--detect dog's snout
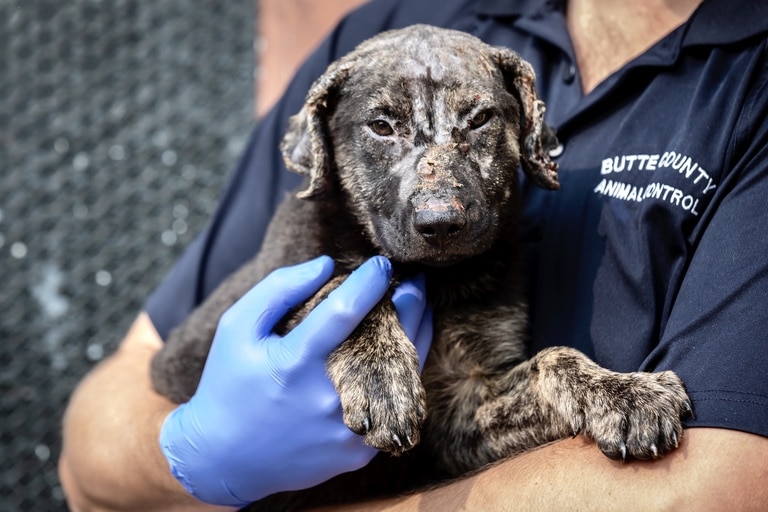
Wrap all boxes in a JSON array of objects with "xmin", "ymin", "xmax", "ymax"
[{"xmin": 414, "ymin": 207, "xmax": 467, "ymax": 241}]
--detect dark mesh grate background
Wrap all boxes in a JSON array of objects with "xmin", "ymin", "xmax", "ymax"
[{"xmin": 0, "ymin": 2, "xmax": 256, "ymax": 509}]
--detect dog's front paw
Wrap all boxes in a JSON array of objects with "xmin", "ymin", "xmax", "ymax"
[
  {"xmin": 534, "ymin": 347, "xmax": 693, "ymax": 461},
  {"xmin": 326, "ymin": 308, "xmax": 427, "ymax": 455},
  {"xmin": 573, "ymin": 370, "xmax": 693, "ymax": 460},
  {"xmin": 338, "ymin": 359, "xmax": 427, "ymax": 454}
]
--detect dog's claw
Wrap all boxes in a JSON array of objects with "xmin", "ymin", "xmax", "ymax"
[
  {"xmin": 620, "ymin": 442, "xmax": 627, "ymax": 461},
  {"xmin": 672, "ymin": 431, "xmax": 679, "ymax": 448},
  {"xmin": 392, "ymin": 434, "xmax": 402, "ymax": 448},
  {"xmin": 363, "ymin": 417, "xmax": 371, "ymax": 433},
  {"xmin": 650, "ymin": 443, "xmax": 658, "ymax": 458},
  {"xmin": 570, "ymin": 413, "xmax": 584, "ymax": 437}
]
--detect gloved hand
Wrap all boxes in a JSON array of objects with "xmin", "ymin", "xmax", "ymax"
[
  {"xmin": 159, "ymin": 255, "xmax": 432, "ymax": 507},
  {"xmin": 391, "ymin": 272, "xmax": 432, "ymax": 371}
]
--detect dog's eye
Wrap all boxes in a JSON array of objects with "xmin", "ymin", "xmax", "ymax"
[
  {"xmin": 368, "ymin": 120, "xmax": 395, "ymax": 136},
  {"xmin": 468, "ymin": 110, "xmax": 492, "ymax": 130}
]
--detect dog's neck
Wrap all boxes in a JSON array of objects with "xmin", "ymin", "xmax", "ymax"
[{"xmin": 413, "ymin": 238, "xmax": 524, "ymax": 309}]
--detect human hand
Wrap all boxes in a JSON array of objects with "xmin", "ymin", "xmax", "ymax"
[{"xmin": 159, "ymin": 255, "xmax": 431, "ymax": 507}]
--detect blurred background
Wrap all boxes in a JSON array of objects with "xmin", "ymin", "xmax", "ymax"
[
  {"xmin": 0, "ymin": 0, "xmax": 364, "ymax": 509},
  {"xmin": 1, "ymin": 1, "xmax": 255, "ymax": 509}
]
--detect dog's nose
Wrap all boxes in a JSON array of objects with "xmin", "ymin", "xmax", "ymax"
[{"xmin": 413, "ymin": 208, "xmax": 467, "ymax": 241}]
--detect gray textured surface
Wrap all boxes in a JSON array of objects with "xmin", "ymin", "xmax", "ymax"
[{"xmin": 0, "ymin": 1, "xmax": 256, "ymax": 509}]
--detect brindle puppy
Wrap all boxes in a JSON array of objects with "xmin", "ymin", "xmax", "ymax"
[{"xmin": 152, "ymin": 25, "xmax": 692, "ymax": 510}]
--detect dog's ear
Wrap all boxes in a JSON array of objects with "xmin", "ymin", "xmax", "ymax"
[
  {"xmin": 280, "ymin": 60, "xmax": 354, "ymax": 199},
  {"xmin": 493, "ymin": 49, "xmax": 560, "ymax": 190}
]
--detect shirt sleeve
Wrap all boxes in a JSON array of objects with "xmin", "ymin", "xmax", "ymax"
[{"xmin": 643, "ymin": 73, "xmax": 768, "ymax": 437}]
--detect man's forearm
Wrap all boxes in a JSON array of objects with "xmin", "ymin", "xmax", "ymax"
[
  {"xmin": 61, "ymin": 315, "xmax": 768, "ymax": 511},
  {"xmin": 327, "ymin": 428, "xmax": 768, "ymax": 512},
  {"xmin": 59, "ymin": 313, "xmax": 234, "ymax": 512}
]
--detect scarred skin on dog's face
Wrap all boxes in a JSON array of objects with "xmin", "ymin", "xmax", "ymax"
[{"xmin": 328, "ymin": 30, "xmax": 526, "ymax": 266}]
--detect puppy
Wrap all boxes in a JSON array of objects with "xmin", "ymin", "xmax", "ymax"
[{"xmin": 152, "ymin": 25, "xmax": 691, "ymax": 510}]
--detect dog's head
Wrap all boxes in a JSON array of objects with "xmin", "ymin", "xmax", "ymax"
[{"xmin": 281, "ymin": 25, "xmax": 559, "ymax": 266}]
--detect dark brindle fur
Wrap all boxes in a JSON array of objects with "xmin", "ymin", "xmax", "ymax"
[{"xmin": 151, "ymin": 25, "xmax": 692, "ymax": 510}]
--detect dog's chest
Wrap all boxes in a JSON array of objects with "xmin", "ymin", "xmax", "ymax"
[{"xmin": 421, "ymin": 299, "xmax": 529, "ymax": 421}]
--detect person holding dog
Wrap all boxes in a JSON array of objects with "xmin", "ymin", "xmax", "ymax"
[{"xmin": 59, "ymin": 0, "xmax": 768, "ymax": 511}]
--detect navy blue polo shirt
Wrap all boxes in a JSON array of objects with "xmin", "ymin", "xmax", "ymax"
[{"xmin": 147, "ymin": 0, "xmax": 768, "ymax": 439}]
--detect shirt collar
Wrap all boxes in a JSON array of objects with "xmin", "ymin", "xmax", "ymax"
[
  {"xmin": 682, "ymin": 0, "xmax": 768, "ymax": 47},
  {"xmin": 473, "ymin": 0, "xmax": 559, "ymax": 18},
  {"xmin": 472, "ymin": 0, "xmax": 768, "ymax": 47}
]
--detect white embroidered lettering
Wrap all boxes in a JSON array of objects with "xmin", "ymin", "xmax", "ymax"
[
  {"xmin": 646, "ymin": 154, "xmax": 659, "ymax": 171},
  {"xmin": 595, "ymin": 150, "xmax": 717, "ymax": 216},
  {"xmin": 594, "ymin": 178, "xmax": 607, "ymax": 193}
]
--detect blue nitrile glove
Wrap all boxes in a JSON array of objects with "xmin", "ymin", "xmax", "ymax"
[
  {"xmin": 159, "ymin": 255, "xmax": 432, "ymax": 507},
  {"xmin": 391, "ymin": 272, "xmax": 432, "ymax": 371}
]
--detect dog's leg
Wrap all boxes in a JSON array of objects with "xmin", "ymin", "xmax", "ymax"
[
  {"xmin": 326, "ymin": 298, "xmax": 428, "ymax": 454},
  {"xmin": 476, "ymin": 346, "xmax": 692, "ymax": 463},
  {"xmin": 280, "ymin": 275, "xmax": 427, "ymax": 455}
]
